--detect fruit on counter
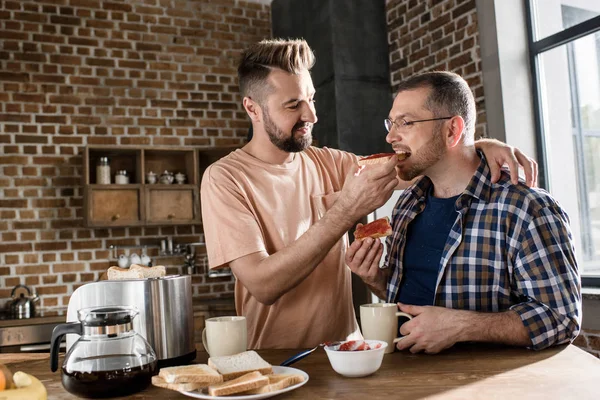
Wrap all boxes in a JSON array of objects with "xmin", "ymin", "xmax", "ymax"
[
  {"xmin": 0, "ymin": 363, "xmax": 15, "ymax": 390},
  {"xmin": 13, "ymin": 371, "xmax": 32, "ymax": 388},
  {"xmin": 0, "ymin": 373, "xmax": 46, "ymax": 400}
]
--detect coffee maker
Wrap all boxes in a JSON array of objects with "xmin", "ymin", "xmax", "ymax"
[{"xmin": 66, "ymin": 275, "xmax": 196, "ymax": 367}]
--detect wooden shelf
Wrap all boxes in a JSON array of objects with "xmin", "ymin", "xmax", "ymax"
[{"xmin": 83, "ymin": 145, "xmax": 235, "ymax": 228}]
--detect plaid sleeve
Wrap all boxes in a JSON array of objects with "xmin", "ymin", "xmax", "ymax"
[{"xmin": 510, "ymin": 201, "xmax": 582, "ymax": 350}]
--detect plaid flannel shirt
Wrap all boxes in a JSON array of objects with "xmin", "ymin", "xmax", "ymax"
[{"xmin": 385, "ymin": 152, "xmax": 582, "ymax": 350}]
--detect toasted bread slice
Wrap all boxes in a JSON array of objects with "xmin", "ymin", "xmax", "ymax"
[
  {"xmin": 107, "ymin": 266, "xmax": 144, "ymax": 280},
  {"xmin": 107, "ymin": 264, "xmax": 166, "ymax": 280},
  {"xmin": 357, "ymin": 152, "xmax": 409, "ymax": 166},
  {"xmin": 152, "ymin": 375, "xmax": 208, "ymax": 392},
  {"xmin": 131, "ymin": 264, "xmax": 166, "ymax": 278},
  {"xmin": 207, "ymin": 371, "xmax": 268, "ymax": 397},
  {"xmin": 242, "ymin": 373, "xmax": 305, "ymax": 394},
  {"xmin": 354, "ymin": 217, "xmax": 393, "ymax": 241},
  {"xmin": 158, "ymin": 364, "xmax": 222, "ymax": 384},
  {"xmin": 208, "ymin": 350, "xmax": 272, "ymax": 381}
]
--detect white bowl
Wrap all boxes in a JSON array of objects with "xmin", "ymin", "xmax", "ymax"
[{"xmin": 324, "ymin": 340, "xmax": 387, "ymax": 378}]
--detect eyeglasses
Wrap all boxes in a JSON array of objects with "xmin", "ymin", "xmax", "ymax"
[{"xmin": 384, "ymin": 116, "xmax": 453, "ymax": 133}]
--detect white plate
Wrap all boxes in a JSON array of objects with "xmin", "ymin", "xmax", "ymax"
[{"xmin": 180, "ymin": 366, "xmax": 309, "ymax": 400}]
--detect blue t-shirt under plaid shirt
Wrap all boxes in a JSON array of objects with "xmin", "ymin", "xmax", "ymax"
[
  {"xmin": 384, "ymin": 152, "xmax": 581, "ymax": 350},
  {"xmin": 397, "ymin": 188, "xmax": 459, "ymax": 306}
]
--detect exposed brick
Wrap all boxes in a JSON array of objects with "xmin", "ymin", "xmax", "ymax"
[
  {"xmin": 50, "ymin": 15, "xmax": 81, "ymax": 25},
  {"xmin": 34, "ymin": 241, "xmax": 68, "ymax": 251},
  {"xmin": 0, "ymin": 72, "xmax": 30, "ymax": 82},
  {"xmin": 36, "ymin": 285, "xmax": 67, "ymax": 295},
  {"xmin": 0, "ymin": 0, "xmax": 261, "ymax": 308},
  {"xmin": 16, "ymin": 265, "xmax": 50, "ymax": 275},
  {"xmin": 0, "ymin": 199, "xmax": 29, "ymax": 208},
  {"xmin": 0, "ymin": 242, "xmax": 33, "ymax": 253},
  {"xmin": 86, "ymin": 57, "xmax": 115, "ymax": 67},
  {"xmin": 69, "ymin": 37, "xmax": 98, "ymax": 46},
  {"xmin": 15, "ymin": 135, "xmax": 48, "ymax": 144},
  {"xmin": 49, "ymin": 95, "xmax": 81, "ymax": 104},
  {"xmin": 53, "ymin": 263, "xmax": 85, "ymax": 273},
  {"xmin": 136, "ymin": 42, "xmax": 162, "ymax": 52},
  {"xmin": 14, "ymin": 93, "xmax": 46, "ymax": 103},
  {"xmin": 14, "ymin": 12, "xmax": 47, "ymax": 23},
  {"xmin": 104, "ymin": 2, "xmax": 132, "ymax": 12}
]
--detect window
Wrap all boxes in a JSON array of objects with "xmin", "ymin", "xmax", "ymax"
[{"xmin": 526, "ymin": 1, "xmax": 600, "ymax": 278}]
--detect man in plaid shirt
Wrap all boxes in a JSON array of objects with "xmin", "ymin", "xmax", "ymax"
[{"xmin": 347, "ymin": 71, "xmax": 581, "ymax": 353}]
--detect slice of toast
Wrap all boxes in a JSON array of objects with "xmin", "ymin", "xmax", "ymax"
[
  {"xmin": 106, "ymin": 264, "xmax": 166, "ymax": 280},
  {"xmin": 158, "ymin": 364, "xmax": 222, "ymax": 384},
  {"xmin": 208, "ymin": 350, "xmax": 272, "ymax": 381},
  {"xmin": 207, "ymin": 371, "xmax": 268, "ymax": 397},
  {"xmin": 131, "ymin": 264, "xmax": 166, "ymax": 278},
  {"xmin": 354, "ymin": 217, "xmax": 392, "ymax": 241},
  {"xmin": 242, "ymin": 373, "xmax": 305, "ymax": 394},
  {"xmin": 151, "ymin": 375, "xmax": 208, "ymax": 392},
  {"xmin": 107, "ymin": 266, "xmax": 144, "ymax": 280}
]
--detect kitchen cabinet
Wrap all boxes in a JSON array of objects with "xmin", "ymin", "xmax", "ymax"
[{"xmin": 83, "ymin": 145, "xmax": 236, "ymax": 228}]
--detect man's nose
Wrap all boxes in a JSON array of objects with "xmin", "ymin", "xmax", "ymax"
[
  {"xmin": 385, "ymin": 130, "xmax": 397, "ymax": 144},
  {"xmin": 302, "ymin": 102, "xmax": 318, "ymax": 124}
]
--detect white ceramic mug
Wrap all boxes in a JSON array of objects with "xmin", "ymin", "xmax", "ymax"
[
  {"xmin": 360, "ymin": 303, "xmax": 413, "ymax": 354},
  {"xmin": 202, "ymin": 316, "xmax": 247, "ymax": 357}
]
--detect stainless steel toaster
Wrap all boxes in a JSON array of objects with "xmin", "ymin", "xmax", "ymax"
[{"xmin": 66, "ymin": 275, "xmax": 196, "ymax": 367}]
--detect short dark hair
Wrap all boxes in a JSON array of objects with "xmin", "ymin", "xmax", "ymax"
[
  {"xmin": 396, "ymin": 71, "xmax": 476, "ymax": 140},
  {"xmin": 237, "ymin": 38, "xmax": 315, "ymax": 104}
]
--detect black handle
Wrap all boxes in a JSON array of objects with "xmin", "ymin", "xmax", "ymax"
[
  {"xmin": 50, "ymin": 322, "xmax": 82, "ymax": 372},
  {"xmin": 10, "ymin": 284, "xmax": 31, "ymax": 297}
]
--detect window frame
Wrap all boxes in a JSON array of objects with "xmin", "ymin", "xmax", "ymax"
[{"xmin": 524, "ymin": 3, "xmax": 600, "ymax": 286}]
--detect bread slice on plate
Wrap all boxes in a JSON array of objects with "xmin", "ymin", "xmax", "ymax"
[
  {"xmin": 207, "ymin": 371, "xmax": 268, "ymax": 397},
  {"xmin": 208, "ymin": 350, "xmax": 273, "ymax": 381},
  {"xmin": 158, "ymin": 364, "xmax": 222, "ymax": 384},
  {"xmin": 242, "ymin": 373, "xmax": 305, "ymax": 394},
  {"xmin": 151, "ymin": 375, "xmax": 209, "ymax": 391}
]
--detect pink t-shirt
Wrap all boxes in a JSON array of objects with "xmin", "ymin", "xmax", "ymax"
[{"xmin": 200, "ymin": 146, "xmax": 361, "ymax": 349}]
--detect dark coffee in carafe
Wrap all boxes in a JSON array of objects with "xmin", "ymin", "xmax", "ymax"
[
  {"xmin": 50, "ymin": 307, "xmax": 158, "ymax": 399},
  {"xmin": 61, "ymin": 356, "xmax": 157, "ymax": 398}
]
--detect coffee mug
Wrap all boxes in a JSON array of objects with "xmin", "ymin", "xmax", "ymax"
[
  {"xmin": 202, "ymin": 316, "xmax": 247, "ymax": 357},
  {"xmin": 360, "ymin": 303, "xmax": 413, "ymax": 354}
]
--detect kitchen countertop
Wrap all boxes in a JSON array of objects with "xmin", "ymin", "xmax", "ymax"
[
  {"xmin": 0, "ymin": 298, "xmax": 235, "ymax": 329},
  {"xmin": 3, "ymin": 343, "xmax": 599, "ymax": 399},
  {"xmin": 0, "ymin": 315, "xmax": 66, "ymax": 328}
]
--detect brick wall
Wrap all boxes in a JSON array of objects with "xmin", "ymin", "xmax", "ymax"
[
  {"xmin": 0, "ymin": 0, "xmax": 271, "ymax": 309},
  {"xmin": 386, "ymin": 0, "xmax": 487, "ymax": 138},
  {"xmin": 385, "ymin": 0, "xmax": 599, "ymax": 357}
]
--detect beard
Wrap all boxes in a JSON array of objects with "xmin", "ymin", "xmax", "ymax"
[
  {"xmin": 263, "ymin": 106, "xmax": 312, "ymax": 153},
  {"xmin": 397, "ymin": 125, "xmax": 446, "ymax": 181}
]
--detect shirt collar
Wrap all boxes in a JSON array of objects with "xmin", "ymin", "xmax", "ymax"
[
  {"xmin": 461, "ymin": 150, "xmax": 492, "ymax": 203},
  {"xmin": 406, "ymin": 150, "xmax": 492, "ymax": 208}
]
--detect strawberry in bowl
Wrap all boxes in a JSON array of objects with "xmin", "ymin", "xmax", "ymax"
[{"xmin": 324, "ymin": 340, "xmax": 387, "ymax": 377}]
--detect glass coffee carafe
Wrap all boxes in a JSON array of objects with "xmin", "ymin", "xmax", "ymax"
[{"xmin": 50, "ymin": 306, "xmax": 157, "ymax": 398}]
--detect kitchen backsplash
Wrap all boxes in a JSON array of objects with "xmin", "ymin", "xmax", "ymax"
[{"xmin": 0, "ymin": 0, "xmax": 269, "ymax": 309}]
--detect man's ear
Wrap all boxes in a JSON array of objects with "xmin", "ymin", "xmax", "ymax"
[
  {"xmin": 243, "ymin": 97, "xmax": 262, "ymax": 123},
  {"xmin": 446, "ymin": 116, "xmax": 465, "ymax": 148}
]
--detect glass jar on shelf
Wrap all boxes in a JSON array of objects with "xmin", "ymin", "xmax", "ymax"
[
  {"xmin": 96, "ymin": 157, "xmax": 111, "ymax": 184},
  {"xmin": 115, "ymin": 170, "xmax": 130, "ymax": 185}
]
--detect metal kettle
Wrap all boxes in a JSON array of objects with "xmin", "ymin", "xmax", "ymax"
[{"xmin": 8, "ymin": 284, "xmax": 40, "ymax": 319}]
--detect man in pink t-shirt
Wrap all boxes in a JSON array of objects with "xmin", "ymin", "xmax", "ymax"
[{"xmin": 201, "ymin": 39, "xmax": 537, "ymax": 349}]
